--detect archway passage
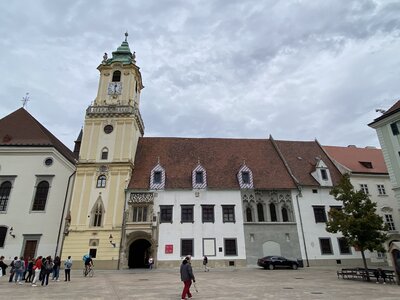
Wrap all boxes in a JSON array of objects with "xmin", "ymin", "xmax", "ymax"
[{"xmin": 129, "ymin": 239, "xmax": 151, "ymax": 268}]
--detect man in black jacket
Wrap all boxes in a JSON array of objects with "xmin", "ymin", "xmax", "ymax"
[{"xmin": 180, "ymin": 257, "xmax": 195, "ymax": 300}]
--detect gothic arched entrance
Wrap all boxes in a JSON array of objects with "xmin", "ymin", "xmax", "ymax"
[{"xmin": 129, "ymin": 239, "xmax": 151, "ymax": 268}]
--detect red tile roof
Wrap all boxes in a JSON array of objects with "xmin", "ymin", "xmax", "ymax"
[
  {"xmin": 273, "ymin": 140, "xmax": 342, "ymax": 186},
  {"xmin": 0, "ymin": 108, "xmax": 76, "ymax": 164},
  {"xmin": 323, "ymin": 145, "xmax": 387, "ymax": 174},
  {"xmin": 129, "ymin": 137, "xmax": 297, "ymax": 190}
]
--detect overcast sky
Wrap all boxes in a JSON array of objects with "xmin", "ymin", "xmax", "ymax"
[{"xmin": 1, "ymin": 0, "xmax": 400, "ymax": 150}]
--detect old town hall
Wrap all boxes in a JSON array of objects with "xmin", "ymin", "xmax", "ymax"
[{"xmin": 1, "ymin": 35, "xmax": 399, "ymax": 270}]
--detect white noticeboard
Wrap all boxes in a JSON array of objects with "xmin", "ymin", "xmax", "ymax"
[{"xmin": 203, "ymin": 238, "xmax": 216, "ymax": 256}]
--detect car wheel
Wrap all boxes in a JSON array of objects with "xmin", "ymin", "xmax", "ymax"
[
  {"xmin": 268, "ymin": 264, "xmax": 274, "ymax": 270},
  {"xmin": 292, "ymin": 264, "xmax": 298, "ymax": 270}
]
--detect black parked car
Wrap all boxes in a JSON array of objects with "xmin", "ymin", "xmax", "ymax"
[{"xmin": 257, "ymin": 256, "xmax": 299, "ymax": 270}]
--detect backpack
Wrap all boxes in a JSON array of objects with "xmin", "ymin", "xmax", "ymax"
[
  {"xmin": 45, "ymin": 261, "xmax": 53, "ymax": 272},
  {"xmin": 65, "ymin": 260, "xmax": 72, "ymax": 269},
  {"xmin": 14, "ymin": 260, "xmax": 22, "ymax": 269}
]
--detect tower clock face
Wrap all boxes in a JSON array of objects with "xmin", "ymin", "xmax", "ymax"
[{"xmin": 108, "ymin": 82, "xmax": 122, "ymax": 95}]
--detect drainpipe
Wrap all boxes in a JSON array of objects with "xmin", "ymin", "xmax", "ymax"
[
  {"xmin": 55, "ymin": 171, "xmax": 76, "ymax": 258},
  {"xmin": 295, "ymin": 189, "xmax": 309, "ymax": 267},
  {"xmin": 118, "ymin": 190, "xmax": 129, "ymax": 270}
]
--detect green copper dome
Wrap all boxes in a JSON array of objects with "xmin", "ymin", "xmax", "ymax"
[{"xmin": 103, "ymin": 33, "xmax": 136, "ymax": 65}]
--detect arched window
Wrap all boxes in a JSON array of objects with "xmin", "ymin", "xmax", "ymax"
[
  {"xmin": 246, "ymin": 207, "xmax": 253, "ymax": 222},
  {"xmin": 0, "ymin": 226, "xmax": 7, "ymax": 247},
  {"xmin": 0, "ymin": 181, "xmax": 12, "ymax": 211},
  {"xmin": 257, "ymin": 203, "xmax": 265, "ymax": 222},
  {"xmin": 282, "ymin": 207, "xmax": 289, "ymax": 222},
  {"xmin": 101, "ymin": 148, "xmax": 108, "ymax": 160},
  {"xmin": 96, "ymin": 175, "xmax": 106, "ymax": 188},
  {"xmin": 32, "ymin": 181, "xmax": 49, "ymax": 211},
  {"xmin": 92, "ymin": 202, "xmax": 104, "ymax": 227},
  {"xmin": 269, "ymin": 203, "xmax": 277, "ymax": 222},
  {"xmin": 112, "ymin": 70, "xmax": 121, "ymax": 82}
]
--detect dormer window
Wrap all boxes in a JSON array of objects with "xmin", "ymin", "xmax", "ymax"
[
  {"xmin": 242, "ymin": 172, "xmax": 250, "ymax": 184},
  {"xmin": 311, "ymin": 159, "xmax": 333, "ymax": 187},
  {"xmin": 237, "ymin": 164, "xmax": 253, "ymax": 189},
  {"xmin": 320, "ymin": 169, "xmax": 328, "ymax": 181},
  {"xmin": 150, "ymin": 163, "xmax": 165, "ymax": 190},
  {"xmin": 359, "ymin": 161, "xmax": 373, "ymax": 169},
  {"xmin": 112, "ymin": 70, "xmax": 121, "ymax": 82},
  {"xmin": 192, "ymin": 163, "xmax": 207, "ymax": 189},
  {"xmin": 195, "ymin": 171, "xmax": 203, "ymax": 184},
  {"xmin": 154, "ymin": 171, "xmax": 162, "ymax": 184}
]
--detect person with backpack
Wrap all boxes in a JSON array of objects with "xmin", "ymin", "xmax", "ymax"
[
  {"xmin": 41, "ymin": 256, "xmax": 53, "ymax": 286},
  {"xmin": 14, "ymin": 256, "xmax": 25, "ymax": 284},
  {"xmin": 8, "ymin": 256, "xmax": 17, "ymax": 282},
  {"xmin": 52, "ymin": 256, "xmax": 61, "ymax": 281},
  {"xmin": 64, "ymin": 256, "xmax": 72, "ymax": 281}
]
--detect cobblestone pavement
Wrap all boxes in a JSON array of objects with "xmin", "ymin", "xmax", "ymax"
[{"xmin": 0, "ymin": 266, "xmax": 399, "ymax": 299}]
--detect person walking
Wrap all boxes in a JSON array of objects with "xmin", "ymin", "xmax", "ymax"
[
  {"xmin": 14, "ymin": 256, "xmax": 25, "ymax": 284},
  {"xmin": 31, "ymin": 256, "xmax": 42, "ymax": 287},
  {"xmin": 180, "ymin": 257, "xmax": 195, "ymax": 300},
  {"xmin": 64, "ymin": 256, "xmax": 72, "ymax": 281},
  {"xmin": 0, "ymin": 256, "xmax": 8, "ymax": 277},
  {"xmin": 52, "ymin": 256, "xmax": 61, "ymax": 281},
  {"xmin": 203, "ymin": 255, "xmax": 209, "ymax": 272}
]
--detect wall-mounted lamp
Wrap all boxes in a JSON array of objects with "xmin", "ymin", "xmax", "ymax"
[
  {"xmin": 109, "ymin": 234, "xmax": 116, "ymax": 248},
  {"xmin": 9, "ymin": 227, "xmax": 15, "ymax": 238}
]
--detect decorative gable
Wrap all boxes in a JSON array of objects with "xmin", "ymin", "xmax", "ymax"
[
  {"xmin": 311, "ymin": 159, "xmax": 333, "ymax": 187},
  {"xmin": 192, "ymin": 163, "xmax": 207, "ymax": 189},
  {"xmin": 150, "ymin": 162, "xmax": 165, "ymax": 190},
  {"xmin": 237, "ymin": 164, "xmax": 254, "ymax": 189}
]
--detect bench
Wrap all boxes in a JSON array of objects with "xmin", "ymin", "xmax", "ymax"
[{"xmin": 337, "ymin": 268, "xmax": 396, "ymax": 284}]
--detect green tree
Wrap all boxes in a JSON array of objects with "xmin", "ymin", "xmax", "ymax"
[{"xmin": 326, "ymin": 174, "xmax": 388, "ymax": 281}]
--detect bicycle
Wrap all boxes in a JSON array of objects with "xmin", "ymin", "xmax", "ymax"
[{"xmin": 83, "ymin": 265, "xmax": 94, "ymax": 277}]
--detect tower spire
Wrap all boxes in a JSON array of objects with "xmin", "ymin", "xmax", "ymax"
[{"xmin": 125, "ymin": 31, "xmax": 128, "ymax": 42}]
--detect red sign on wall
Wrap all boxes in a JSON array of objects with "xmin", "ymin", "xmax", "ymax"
[{"xmin": 165, "ymin": 244, "xmax": 173, "ymax": 254}]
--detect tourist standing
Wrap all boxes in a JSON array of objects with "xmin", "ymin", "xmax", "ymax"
[
  {"xmin": 64, "ymin": 256, "xmax": 72, "ymax": 281},
  {"xmin": 14, "ymin": 256, "xmax": 25, "ymax": 284},
  {"xmin": 52, "ymin": 256, "xmax": 61, "ymax": 281},
  {"xmin": 203, "ymin": 255, "xmax": 209, "ymax": 272},
  {"xmin": 25, "ymin": 258, "xmax": 34, "ymax": 282},
  {"xmin": 0, "ymin": 256, "xmax": 8, "ymax": 277},
  {"xmin": 148, "ymin": 257, "xmax": 154, "ymax": 270},
  {"xmin": 8, "ymin": 256, "xmax": 17, "ymax": 282},
  {"xmin": 31, "ymin": 256, "xmax": 42, "ymax": 287},
  {"xmin": 41, "ymin": 256, "xmax": 52, "ymax": 286}
]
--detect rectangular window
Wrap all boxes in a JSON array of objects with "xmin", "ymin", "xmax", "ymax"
[
  {"xmin": 0, "ymin": 226, "xmax": 7, "ymax": 247},
  {"xmin": 320, "ymin": 169, "xmax": 328, "ymax": 181},
  {"xmin": 319, "ymin": 238, "xmax": 333, "ymax": 254},
  {"xmin": 338, "ymin": 237, "xmax": 351, "ymax": 254},
  {"xmin": 181, "ymin": 205, "xmax": 194, "ymax": 223},
  {"xmin": 195, "ymin": 171, "xmax": 203, "ymax": 184},
  {"xmin": 202, "ymin": 205, "xmax": 214, "ymax": 223},
  {"xmin": 360, "ymin": 184, "xmax": 369, "ymax": 194},
  {"xmin": 242, "ymin": 172, "xmax": 250, "ymax": 184},
  {"xmin": 222, "ymin": 205, "xmax": 235, "ymax": 223},
  {"xmin": 377, "ymin": 184, "xmax": 386, "ymax": 195},
  {"xmin": 391, "ymin": 122, "xmax": 399, "ymax": 135},
  {"xmin": 101, "ymin": 151, "xmax": 108, "ymax": 160},
  {"xmin": 224, "ymin": 238, "xmax": 237, "ymax": 256},
  {"xmin": 132, "ymin": 206, "xmax": 148, "ymax": 222},
  {"xmin": 313, "ymin": 206, "xmax": 327, "ymax": 223},
  {"xmin": 153, "ymin": 171, "xmax": 162, "ymax": 184},
  {"xmin": 385, "ymin": 214, "xmax": 396, "ymax": 231},
  {"xmin": 89, "ymin": 248, "xmax": 97, "ymax": 258},
  {"xmin": 160, "ymin": 205, "xmax": 173, "ymax": 223},
  {"xmin": 181, "ymin": 239, "xmax": 194, "ymax": 257}
]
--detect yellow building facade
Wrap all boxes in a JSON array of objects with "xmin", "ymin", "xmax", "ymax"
[{"xmin": 62, "ymin": 34, "xmax": 144, "ymax": 269}]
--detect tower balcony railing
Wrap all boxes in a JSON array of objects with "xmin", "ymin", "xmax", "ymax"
[{"xmin": 86, "ymin": 105, "xmax": 144, "ymax": 134}]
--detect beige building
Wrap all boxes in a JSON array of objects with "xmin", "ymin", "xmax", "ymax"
[{"xmin": 62, "ymin": 34, "xmax": 144, "ymax": 269}]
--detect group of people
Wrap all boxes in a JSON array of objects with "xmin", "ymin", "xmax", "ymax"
[{"xmin": 0, "ymin": 255, "xmax": 73, "ymax": 286}]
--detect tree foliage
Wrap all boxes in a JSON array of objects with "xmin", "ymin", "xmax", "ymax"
[{"xmin": 326, "ymin": 174, "xmax": 388, "ymax": 279}]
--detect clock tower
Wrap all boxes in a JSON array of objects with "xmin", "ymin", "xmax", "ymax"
[{"xmin": 62, "ymin": 33, "xmax": 144, "ymax": 269}]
